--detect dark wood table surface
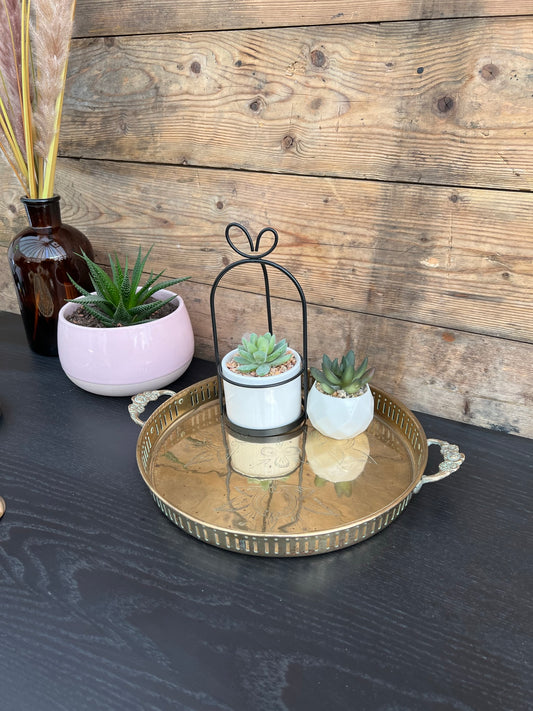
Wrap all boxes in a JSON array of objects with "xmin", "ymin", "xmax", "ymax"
[{"xmin": 0, "ymin": 311, "xmax": 531, "ymax": 711}]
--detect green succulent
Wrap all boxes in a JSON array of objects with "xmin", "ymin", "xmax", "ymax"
[
  {"xmin": 311, "ymin": 350, "xmax": 374, "ymax": 395},
  {"xmin": 68, "ymin": 246, "xmax": 190, "ymax": 327},
  {"xmin": 233, "ymin": 332, "xmax": 292, "ymax": 377}
]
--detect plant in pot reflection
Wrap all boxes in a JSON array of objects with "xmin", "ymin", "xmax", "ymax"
[
  {"xmin": 221, "ymin": 332, "xmax": 302, "ymax": 432},
  {"xmin": 307, "ymin": 350, "xmax": 375, "ymax": 440},
  {"xmin": 226, "ymin": 431, "xmax": 304, "ymax": 480},
  {"xmin": 57, "ymin": 246, "xmax": 194, "ymax": 396},
  {"xmin": 307, "ymin": 429, "xmax": 372, "ymax": 497}
]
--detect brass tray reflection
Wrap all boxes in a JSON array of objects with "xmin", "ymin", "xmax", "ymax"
[{"xmin": 129, "ymin": 378, "xmax": 464, "ymax": 557}]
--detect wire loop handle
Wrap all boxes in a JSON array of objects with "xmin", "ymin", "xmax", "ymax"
[{"xmin": 225, "ymin": 222, "xmax": 279, "ymax": 259}]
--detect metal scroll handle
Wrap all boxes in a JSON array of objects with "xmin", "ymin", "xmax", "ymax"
[
  {"xmin": 128, "ymin": 390, "xmax": 176, "ymax": 426},
  {"xmin": 414, "ymin": 439, "xmax": 465, "ymax": 493}
]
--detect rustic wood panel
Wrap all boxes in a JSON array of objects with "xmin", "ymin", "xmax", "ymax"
[
  {"xmin": 61, "ymin": 17, "xmax": 533, "ymax": 191},
  {"xmin": 73, "ymin": 0, "xmax": 533, "ymax": 37},
  {"xmin": 1, "ymin": 158, "xmax": 531, "ymax": 343},
  {"xmin": 187, "ymin": 281, "xmax": 533, "ymax": 438}
]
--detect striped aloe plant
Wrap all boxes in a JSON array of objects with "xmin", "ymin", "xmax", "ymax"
[{"xmin": 67, "ymin": 246, "xmax": 189, "ymax": 327}]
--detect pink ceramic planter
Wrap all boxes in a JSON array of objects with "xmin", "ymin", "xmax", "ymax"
[{"xmin": 57, "ymin": 289, "xmax": 194, "ymax": 396}]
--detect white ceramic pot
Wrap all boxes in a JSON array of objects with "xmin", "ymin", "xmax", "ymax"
[
  {"xmin": 57, "ymin": 289, "xmax": 194, "ymax": 396},
  {"xmin": 306, "ymin": 382, "xmax": 374, "ymax": 440},
  {"xmin": 221, "ymin": 347, "xmax": 302, "ymax": 431}
]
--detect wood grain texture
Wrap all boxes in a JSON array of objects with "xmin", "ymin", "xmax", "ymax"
[
  {"xmin": 61, "ymin": 17, "xmax": 533, "ymax": 190},
  {"xmin": 73, "ymin": 0, "xmax": 533, "ymax": 36},
  {"xmin": 1, "ymin": 311, "xmax": 532, "ymax": 710},
  {"xmin": 0, "ymin": 178, "xmax": 21, "ymax": 315},
  {"xmin": 2, "ymin": 158, "xmax": 531, "ymax": 343}
]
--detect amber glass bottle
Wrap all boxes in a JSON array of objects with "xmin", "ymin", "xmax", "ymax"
[{"xmin": 8, "ymin": 196, "xmax": 94, "ymax": 356}]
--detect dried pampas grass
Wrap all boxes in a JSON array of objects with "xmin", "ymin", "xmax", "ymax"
[
  {"xmin": 0, "ymin": 0, "xmax": 77, "ymax": 197},
  {"xmin": 0, "ymin": 0, "xmax": 24, "ymax": 154}
]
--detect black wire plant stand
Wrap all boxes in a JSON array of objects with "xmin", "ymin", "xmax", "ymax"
[{"xmin": 210, "ymin": 222, "xmax": 309, "ymax": 438}]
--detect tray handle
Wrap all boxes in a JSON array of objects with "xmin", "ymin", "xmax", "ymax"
[
  {"xmin": 128, "ymin": 390, "xmax": 176, "ymax": 426},
  {"xmin": 414, "ymin": 439, "xmax": 465, "ymax": 493}
]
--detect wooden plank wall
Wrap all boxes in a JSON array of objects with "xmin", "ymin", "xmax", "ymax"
[{"xmin": 1, "ymin": 1, "xmax": 532, "ymax": 437}]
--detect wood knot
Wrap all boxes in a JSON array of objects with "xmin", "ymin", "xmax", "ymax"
[
  {"xmin": 281, "ymin": 135, "xmax": 294, "ymax": 150},
  {"xmin": 480, "ymin": 64, "xmax": 499, "ymax": 81},
  {"xmin": 249, "ymin": 99, "xmax": 261, "ymax": 112},
  {"xmin": 437, "ymin": 96, "xmax": 454, "ymax": 113},
  {"xmin": 190, "ymin": 61, "xmax": 201, "ymax": 74},
  {"xmin": 216, "ymin": 201, "xmax": 224, "ymax": 210},
  {"xmin": 310, "ymin": 49, "xmax": 327, "ymax": 68}
]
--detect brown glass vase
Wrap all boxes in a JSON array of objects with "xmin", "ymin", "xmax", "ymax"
[{"xmin": 7, "ymin": 195, "xmax": 95, "ymax": 356}]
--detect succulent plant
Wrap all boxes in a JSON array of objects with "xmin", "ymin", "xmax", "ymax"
[
  {"xmin": 67, "ymin": 246, "xmax": 190, "ymax": 327},
  {"xmin": 233, "ymin": 332, "xmax": 292, "ymax": 377},
  {"xmin": 311, "ymin": 350, "xmax": 374, "ymax": 396}
]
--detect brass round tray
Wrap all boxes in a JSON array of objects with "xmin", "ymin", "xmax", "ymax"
[{"xmin": 129, "ymin": 378, "xmax": 464, "ymax": 557}]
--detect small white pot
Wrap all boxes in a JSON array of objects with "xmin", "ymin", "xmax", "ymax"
[
  {"xmin": 57, "ymin": 288, "xmax": 194, "ymax": 396},
  {"xmin": 221, "ymin": 347, "xmax": 302, "ymax": 431},
  {"xmin": 306, "ymin": 382, "xmax": 374, "ymax": 440}
]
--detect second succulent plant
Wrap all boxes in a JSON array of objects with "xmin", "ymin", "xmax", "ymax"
[{"xmin": 311, "ymin": 350, "xmax": 374, "ymax": 396}]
